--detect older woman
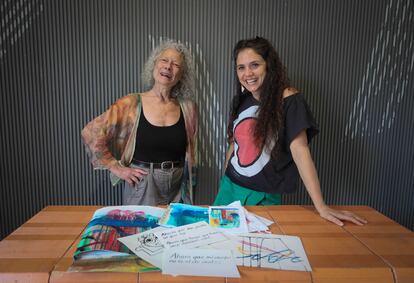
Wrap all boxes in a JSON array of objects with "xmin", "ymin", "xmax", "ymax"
[{"xmin": 82, "ymin": 40, "xmax": 198, "ymax": 205}]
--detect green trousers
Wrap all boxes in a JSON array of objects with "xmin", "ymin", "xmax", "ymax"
[{"xmin": 213, "ymin": 175, "xmax": 281, "ymax": 206}]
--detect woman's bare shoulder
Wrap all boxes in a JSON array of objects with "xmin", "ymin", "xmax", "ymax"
[{"xmin": 282, "ymin": 87, "xmax": 299, "ymax": 99}]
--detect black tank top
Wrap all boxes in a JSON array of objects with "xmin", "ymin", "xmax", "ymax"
[{"xmin": 133, "ymin": 107, "xmax": 187, "ymax": 162}]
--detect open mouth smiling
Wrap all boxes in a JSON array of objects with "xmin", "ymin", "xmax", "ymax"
[
  {"xmin": 246, "ymin": 79, "xmax": 258, "ymax": 85},
  {"xmin": 160, "ymin": 71, "xmax": 172, "ymax": 79}
]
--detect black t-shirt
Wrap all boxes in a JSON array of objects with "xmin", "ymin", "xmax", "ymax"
[
  {"xmin": 225, "ymin": 93, "xmax": 319, "ymax": 194},
  {"xmin": 133, "ymin": 107, "xmax": 187, "ymax": 162}
]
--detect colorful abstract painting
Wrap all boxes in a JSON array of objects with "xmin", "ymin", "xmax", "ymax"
[
  {"xmin": 209, "ymin": 207, "xmax": 241, "ymax": 228},
  {"xmin": 234, "ymin": 233, "xmax": 312, "ymax": 271},
  {"xmin": 208, "ymin": 205, "xmax": 248, "ymax": 233},
  {"xmin": 158, "ymin": 203, "xmax": 209, "ymax": 227},
  {"xmin": 203, "ymin": 233, "xmax": 311, "ymax": 271},
  {"xmin": 70, "ymin": 206, "xmax": 165, "ymax": 272}
]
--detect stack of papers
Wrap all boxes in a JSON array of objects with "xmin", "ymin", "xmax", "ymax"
[
  {"xmin": 159, "ymin": 201, "xmax": 273, "ymax": 233},
  {"xmin": 117, "ymin": 202, "xmax": 312, "ymax": 277},
  {"xmin": 119, "ymin": 221, "xmax": 240, "ymax": 277},
  {"xmin": 69, "ymin": 203, "xmax": 311, "ymax": 277}
]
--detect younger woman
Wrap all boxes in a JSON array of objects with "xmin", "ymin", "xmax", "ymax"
[{"xmin": 214, "ymin": 37, "xmax": 366, "ymax": 226}]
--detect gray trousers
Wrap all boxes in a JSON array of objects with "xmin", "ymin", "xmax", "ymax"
[{"xmin": 123, "ymin": 163, "xmax": 184, "ymax": 206}]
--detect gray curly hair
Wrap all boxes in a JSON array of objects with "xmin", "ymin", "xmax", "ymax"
[{"xmin": 142, "ymin": 40, "xmax": 195, "ymax": 99}]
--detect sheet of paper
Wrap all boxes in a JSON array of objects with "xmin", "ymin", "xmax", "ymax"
[
  {"xmin": 233, "ymin": 233, "xmax": 312, "ymax": 271},
  {"xmin": 227, "ymin": 200, "xmax": 274, "ymax": 232},
  {"xmin": 244, "ymin": 210, "xmax": 270, "ymax": 232},
  {"xmin": 118, "ymin": 226, "xmax": 167, "ymax": 268},
  {"xmin": 254, "ymin": 213, "xmax": 274, "ymax": 226},
  {"xmin": 208, "ymin": 204, "xmax": 248, "ymax": 234},
  {"xmin": 227, "ymin": 200, "xmax": 270, "ymax": 232},
  {"xmin": 202, "ymin": 233, "xmax": 311, "ymax": 271},
  {"xmin": 153, "ymin": 221, "xmax": 227, "ymax": 249},
  {"xmin": 162, "ymin": 248, "xmax": 240, "ymax": 278}
]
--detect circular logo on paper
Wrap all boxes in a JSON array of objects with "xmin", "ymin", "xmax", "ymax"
[{"xmin": 231, "ymin": 106, "xmax": 272, "ymax": 177}]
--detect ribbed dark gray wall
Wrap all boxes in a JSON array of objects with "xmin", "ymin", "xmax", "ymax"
[{"xmin": 1, "ymin": 0, "xmax": 413, "ymax": 239}]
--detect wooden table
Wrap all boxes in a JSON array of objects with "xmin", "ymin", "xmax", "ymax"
[{"xmin": 0, "ymin": 205, "xmax": 413, "ymax": 283}]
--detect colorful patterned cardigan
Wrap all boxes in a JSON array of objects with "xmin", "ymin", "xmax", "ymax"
[{"xmin": 81, "ymin": 93, "xmax": 198, "ymax": 203}]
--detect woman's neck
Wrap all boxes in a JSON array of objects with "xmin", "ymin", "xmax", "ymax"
[
  {"xmin": 150, "ymin": 85, "xmax": 173, "ymax": 102},
  {"xmin": 251, "ymin": 91, "xmax": 261, "ymax": 101}
]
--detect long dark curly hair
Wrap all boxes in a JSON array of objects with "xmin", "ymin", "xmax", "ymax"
[{"xmin": 228, "ymin": 37, "xmax": 291, "ymax": 158}]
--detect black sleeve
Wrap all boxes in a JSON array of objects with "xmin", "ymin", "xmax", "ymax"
[{"xmin": 284, "ymin": 93, "xmax": 319, "ymax": 146}]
